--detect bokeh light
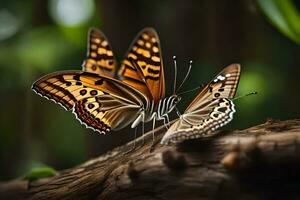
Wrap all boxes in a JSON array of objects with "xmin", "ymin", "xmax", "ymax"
[
  {"xmin": 0, "ymin": 10, "xmax": 20, "ymax": 41},
  {"xmin": 49, "ymin": 0, "xmax": 95, "ymax": 27}
]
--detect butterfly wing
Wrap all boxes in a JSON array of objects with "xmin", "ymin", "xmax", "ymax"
[
  {"xmin": 73, "ymin": 95, "xmax": 142, "ymax": 133},
  {"xmin": 185, "ymin": 64, "xmax": 240, "ymax": 112},
  {"xmin": 118, "ymin": 28, "xmax": 165, "ymax": 103},
  {"xmin": 82, "ymin": 28, "xmax": 116, "ymax": 77},
  {"xmin": 161, "ymin": 64, "xmax": 241, "ymax": 144},
  {"xmin": 32, "ymin": 71, "xmax": 148, "ymax": 133},
  {"xmin": 161, "ymin": 98, "xmax": 235, "ymax": 144}
]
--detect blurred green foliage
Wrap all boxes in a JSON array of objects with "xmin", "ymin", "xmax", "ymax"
[
  {"xmin": 257, "ymin": 0, "xmax": 300, "ymax": 44},
  {"xmin": 23, "ymin": 166, "xmax": 57, "ymax": 181},
  {"xmin": 0, "ymin": 0, "xmax": 300, "ymax": 181}
]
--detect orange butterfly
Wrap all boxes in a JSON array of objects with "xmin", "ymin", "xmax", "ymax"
[{"xmin": 32, "ymin": 28, "xmax": 181, "ymax": 136}]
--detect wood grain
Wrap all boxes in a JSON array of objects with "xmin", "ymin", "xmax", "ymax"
[{"xmin": 1, "ymin": 119, "xmax": 300, "ymax": 200}]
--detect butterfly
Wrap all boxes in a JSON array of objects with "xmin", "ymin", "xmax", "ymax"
[
  {"xmin": 161, "ymin": 64, "xmax": 241, "ymax": 145},
  {"xmin": 32, "ymin": 28, "xmax": 181, "ymax": 135}
]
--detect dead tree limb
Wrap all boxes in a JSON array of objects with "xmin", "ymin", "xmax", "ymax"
[{"xmin": 1, "ymin": 119, "xmax": 300, "ymax": 200}]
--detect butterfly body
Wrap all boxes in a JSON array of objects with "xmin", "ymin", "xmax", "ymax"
[{"xmin": 135, "ymin": 95, "xmax": 180, "ymax": 127}]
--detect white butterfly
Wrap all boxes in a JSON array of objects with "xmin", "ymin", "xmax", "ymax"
[{"xmin": 161, "ymin": 64, "xmax": 241, "ymax": 144}]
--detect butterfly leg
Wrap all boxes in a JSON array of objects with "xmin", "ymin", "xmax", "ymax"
[
  {"xmin": 165, "ymin": 115, "xmax": 170, "ymax": 128},
  {"xmin": 162, "ymin": 115, "xmax": 170, "ymax": 129},
  {"xmin": 140, "ymin": 112, "xmax": 146, "ymax": 147},
  {"xmin": 149, "ymin": 118, "xmax": 156, "ymax": 152},
  {"xmin": 131, "ymin": 111, "xmax": 146, "ymax": 147}
]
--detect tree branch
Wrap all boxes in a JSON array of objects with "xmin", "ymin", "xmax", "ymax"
[{"xmin": 1, "ymin": 119, "xmax": 300, "ymax": 200}]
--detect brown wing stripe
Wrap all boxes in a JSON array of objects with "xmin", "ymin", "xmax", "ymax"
[
  {"xmin": 128, "ymin": 52, "xmax": 161, "ymax": 66},
  {"xmin": 147, "ymin": 67, "xmax": 160, "ymax": 75},
  {"xmin": 33, "ymin": 81, "xmax": 76, "ymax": 110},
  {"xmin": 119, "ymin": 73, "xmax": 147, "ymax": 84},
  {"xmin": 122, "ymin": 62, "xmax": 160, "ymax": 81},
  {"xmin": 134, "ymin": 43, "xmax": 160, "ymax": 57},
  {"xmin": 74, "ymin": 99, "xmax": 110, "ymax": 133}
]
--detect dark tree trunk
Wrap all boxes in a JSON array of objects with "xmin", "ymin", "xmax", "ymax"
[{"xmin": 1, "ymin": 119, "xmax": 300, "ymax": 200}]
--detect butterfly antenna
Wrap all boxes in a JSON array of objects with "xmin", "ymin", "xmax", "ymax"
[
  {"xmin": 173, "ymin": 56, "xmax": 178, "ymax": 94},
  {"xmin": 177, "ymin": 86, "xmax": 201, "ymax": 96},
  {"xmin": 175, "ymin": 106, "xmax": 181, "ymax": 117},
  {"xmin": 232, "ymin": 92, "xmax": 258, "ymax": 101},
  {"xmin": 176, "ymin": 60, "xmax": 193, "ymax": 93}
]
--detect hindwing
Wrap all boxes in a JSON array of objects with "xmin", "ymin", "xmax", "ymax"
[{"xmin": 161, "ymin": 98, "xmax": 235, "ymax": 144}]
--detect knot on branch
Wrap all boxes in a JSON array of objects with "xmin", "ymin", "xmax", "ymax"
[
  {"xmin": 221, "ymin": 141, "xmax": 261, "ymax": 171},
  {"xmin": 127, "ymin": 161, "xmax": 140, "ymax": 181},
  {"xmin": 162, "ymin": 150, "xmax": 187, "ymax": 170}
]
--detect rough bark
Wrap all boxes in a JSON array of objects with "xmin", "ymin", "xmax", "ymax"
[{"xmin": 1, "ymin": 119, "xmax": 300, "ymax": 200}]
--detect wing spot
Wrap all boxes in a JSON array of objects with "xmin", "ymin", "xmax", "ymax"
[
  {"xmin": 98, "ymin": 48, "xmax": 107, "ymax": 55},
  {"xmin": 128, "ymin": 53, "xmax": 137, "ymax": 59},
  {"xmin": 137, "ymin": 48, "xmax": 150, "ymax": 58},
  {"xmin": 80, "ymin": 89, "xmax": 87, "ymax": 96},
  {"xmin": 91, "ymin": 64, "xmax": 97, "ymax": 71},
  {"xmin": 213, "ymin": 114, "xmax": 219, "ymax": 118},
  {"xmin": 92, "ymin": 38, "xmax": 101, "ymax": 44},
  {"xmin": 95, "ymin": 79, "xmax": 103, "ymax": 85},
  {"xmin": 76, "ymin": 81, "xmax": 82, "ymax": 86},
  {"xmin": 91, "ymin": 52, "xmax": 97, "ymax": 58},
  {"xmin": 151, "ymin": 56, "xmax": 160, "ymax": 62},
  {"xmin": 107, "ymin": 50, "xmax": 113, "ymax": 56},
  {"xmin": 90, "ymin": 90, "xmax": 98, "ymax": 96},
  {"xmin": 145, "ymin": 42, "xmax": 151, "ymax": 48},
  {"xmin": 217, "ymin": 75, "xmax": 225, "ymax": 81},
  {"xmin": 88, "ymin": 104, "xmax": 95, "ymax": 109},
  {"xmin": 151, "ymin": 37, "xmax": 156, "ymax": 43},
  {"xmin": 108, "ymin": 60, "xmax": 114, "ymax": 65},
  {"xmin": 101, "ymin": 40, "xmax": 108, "ymax": 46},
  {"xmin": 152, "ymin": 46, "xmax": 159, "ymax": 53},
  {"xmin": 218, "ymin": 107, "xmax": 227, "ymax": 113},
  {"xmin": 142, "ymin": 34, "xmax": 149, "ymax": 39},
  {"xmin": 214, "ymin": 93, "xmax": 220, "ymax": 98},
  {"xmin": 65, "ymin": 82, "xmax": 72, "ymax": 86},
  {"xmin": 91, "ymin": 44, "xmax": 97, "ymax": 50},
  {"xmin": 137, "ymin": 40, "xmax": 144, "ymax": 46}
]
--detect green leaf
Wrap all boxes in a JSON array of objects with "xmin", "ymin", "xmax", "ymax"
[
  {"xmin": 23, "ymin": 166, "xmax": 57, "ymax": 181},
  {"xmin": 257, "ymin": 0, "xmax": 300, "ymax": 44}
]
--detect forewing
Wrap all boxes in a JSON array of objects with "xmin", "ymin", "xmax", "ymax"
[
  {"xmin": 186, "ymin": 64, "xmax": 240, "ymax": 112},
  {"xmin": 32, "ymin": 70, "xmax": 147, "ymax": 133},
  {"xmin": 82, "ymin": 28, "xmax": 116, "ymax": 77},
  {"xmin": 118, "ymin": 28, "xmax": 165, "ymax": 103},
  {"xmin": 161, "ymin": 98, "xmax": 235, "ymax": 144}
]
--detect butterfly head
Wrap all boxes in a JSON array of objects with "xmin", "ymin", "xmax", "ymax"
[{"xmin": 169, "ymin": 95, "xmax": 181, "ymax": 111}]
